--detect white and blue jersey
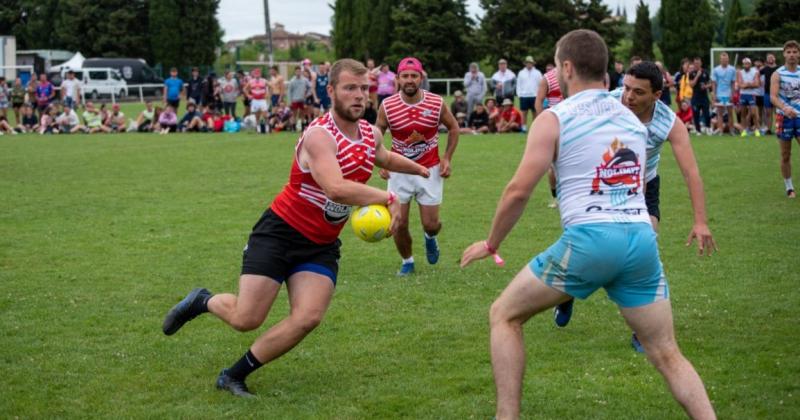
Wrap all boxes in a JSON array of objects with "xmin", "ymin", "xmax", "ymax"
[
  {"xmin": 610, "ymin": 88, "xmax": 676, "ymax": 182},
  {"xmin": 776, "ymin": 66, "xmax": 800, "ymax": 140},
  {"xmin": 529, "ymin": 88, "xmax": 667, "ymax": 308},
  {"xmin": 712, "ymin": 65, "xmax": 737, "ymax": 98}
]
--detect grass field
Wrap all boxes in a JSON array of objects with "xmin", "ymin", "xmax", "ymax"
[{"xmin": 1, "ymin": 129, "xmax": 799, "ymax": 418}]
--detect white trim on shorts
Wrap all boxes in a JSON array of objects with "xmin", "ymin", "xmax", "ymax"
[
  {"xmin": 251, "ymin": 99, "xmax": 269, "ymax": 113},
  {"xmin": 388, "ymin": 164, "xmax": 443, "ymax": 206}
]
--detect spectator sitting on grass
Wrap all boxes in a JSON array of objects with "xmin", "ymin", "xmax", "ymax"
[
  {"xmin": 104, "ymin": 103, "xmax": 126, "ymax": 133},
  {"xmin": 179, "ymin": 101, "xmax": 205, "ymax": 132},
  {"xmin": 268, "ymin": 100, "xmax": 292, "ymax": 132},
  {"xmin": 451, "ymin": 90, "xmax": 468, "ymax": 117},
  {"xmin": 468, "ymin": 102, "xmax": 490, "ymax": 134},
  {"xmin": 485, "ymin": 98, "xmax": 500, "ymax": 133},
  {"xmin": 497, "ymin": 98, "xmax": 522, "ymax": 133},
  {"xmin": 0, "ymin": 115, "xmax": 15, "ymax": 135},
  {"xmin": 14, "ymin": 104, "xmax": 39, "ymax": 133},
  {"xmin": 677, "ymin": 100, "xmax": 696, "ymax": 133},
  {"xmin": 83, "ymin": 102, "xmax": 111, "ymax": 134},
  {"xmin": 157, "ymin": 105, "xmax": 178, "ymax": 134},
  {"xmin": 56, "ymin": 103, "xmax": 84, "ymax": 134},
  {"xmin": 128, "ymin": 101, "xmax": 156, "ymax": 132},
  {"xmin": 39, "ymin": 105, "xmax": 59, "ymax": 134}
]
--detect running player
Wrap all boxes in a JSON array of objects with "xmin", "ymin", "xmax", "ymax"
[
  {"xmin": 243, "ymin": 67, "xmax": 269, "ymax": 133},
  {"xmin": 376, "ymin": 57, "xmax": 460, "ymax": 276},
  {"xmin": 162, "ymin": 59, "xmax": 430, "ymax": 397},
  {"xmin": 535, "ymin": 65, "xmax": 563, "ymax": 208},
  {"xmin": 460, "ymin": 29, "xmax": 715, "ymax": 420},
  {"xmin": 770, "ymin": 40, "xmax": 800, "ymax": 198},
  {"xmin": 553, "ymin": 61, "xmax": 718, "ymax": 351}
]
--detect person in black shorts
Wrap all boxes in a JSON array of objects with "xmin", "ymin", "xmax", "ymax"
[{"xmin": 161, "ymin": 59, "xmax": 430, "ymax": 398}]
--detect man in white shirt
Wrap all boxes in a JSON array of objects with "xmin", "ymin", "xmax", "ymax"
[
  {"xmin": 491, "ymin": 58, "xmax": 516, "ymax": 105},
  {"xmin": 56, "ymin": 103, "xmax": 85, "ymax": 133},
  {"xmin": 60, "ymin": 70, "xmax": 81, "ymax": 109},
  {"xmin": 516, "ymin": 56, "xmax": 543, "ymax": 128}
]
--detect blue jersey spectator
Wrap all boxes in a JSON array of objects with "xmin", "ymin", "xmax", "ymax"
[{"xmin": 164, "ymin": 67, "xmax": 184, "ymax": 110}]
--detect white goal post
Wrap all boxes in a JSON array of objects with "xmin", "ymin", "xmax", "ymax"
[
  {"xmin": 0, "ymin": 64, "xmax": 34, "ymax": 81},
  {"xmin": 710, "ymin": 47, "xmax": 783, "ymax": 69}
]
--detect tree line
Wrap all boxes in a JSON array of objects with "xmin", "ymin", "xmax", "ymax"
[{"xmin": 0, "ymin": 0, "xmax": 223, "ymax": 72}]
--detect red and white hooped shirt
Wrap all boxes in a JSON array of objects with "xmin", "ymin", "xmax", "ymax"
[
  {"xmin": 544, "ymin": 69, "xmax": 563, "ymax": 108},
  {"xmin": 271, "ymin": 113, "xmax": 376, "ymax": 244},
  {"xmin": 383, "ymin": 91, "xmax": 443, "ymax": 168},
  {"xmin": 249, "ymin": 78, "xmax": 268, "ymax": 100}
]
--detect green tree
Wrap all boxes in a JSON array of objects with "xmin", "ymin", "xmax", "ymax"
[
  {"xmin": 148, "ymin": 0, "xmax": 182, "ymax": 69},
  {"xmin": 659, "ymin": 0, "xmax": 716, "ymax": 70},
  {"xmin": 734, "ymin": 0, "xmax": 800, "ymax": 47},
  {"xmin": 574, "ymin": 0, "xmax": 623, "ymax": 65},
  {"xmin": 365, "ymin": 0, "xmax": 393, "ymax": 62},
  {"xmin": 332, "ymin": 0, "xmax": 356, "ymax": 59},
  {"xmin": 724, "ymin": 0, "xmax": 743, "ymax": 46},
  {"xmin": 480, "ymin": 0, "xmax": 576, "ymax": 69},
  {"xmin": 389, "ymin": 0, "xmax": 475, "ymax": 77},
  {"xmin": 149, "ymin": 0, "xmax": 221, "ymax": 72},
  {"xmin": 53, "ymin": 0, "xmax": 150, "ymax": 60},
  {"xmin": 630, "ymin": 0, "xmax": 654, "ymax": 59}
]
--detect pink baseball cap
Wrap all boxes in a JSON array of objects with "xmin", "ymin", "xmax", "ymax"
[
  {"xmin": 302, "ymin": 58, "xmax": 312, "ymax": 65},
  {"xmin": 397, "ymin": 57, "xmax": 423, "ymax": 74}
]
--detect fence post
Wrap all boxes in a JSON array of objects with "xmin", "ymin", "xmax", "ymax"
[
  {"xmin": 446, "ymin": 80, "xmax": 451, "ymax": 97},
  {"xmin": 139, "ymin": 86, "xmax": 144, "ymax": 103}
]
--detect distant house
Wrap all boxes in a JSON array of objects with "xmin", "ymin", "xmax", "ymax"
[{"xmin": 224, "ymin": 23, "xmax": 332, "ymax": 52}]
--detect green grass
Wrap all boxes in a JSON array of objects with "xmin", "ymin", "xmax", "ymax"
[{"xmin": 1, "ymin": 131, "xmax": 798, "ymax": 418}]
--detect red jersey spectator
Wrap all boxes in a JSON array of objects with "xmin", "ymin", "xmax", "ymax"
[{"xmin": 497, "ymin": 98, "xmax": 522, "ymax": 133}]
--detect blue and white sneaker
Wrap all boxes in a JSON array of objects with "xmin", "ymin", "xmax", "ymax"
[
  {"xmin": 424, "ymin": 235, "xmax": 440, "ymax": 264},
  {"xmin": 397, "ymin": 262, "xmax": 415, "ymax": 277},
  {"xmin": 631, "ymin": 333, "xmax": 645, "ymax": 353},
  {"xmin": 553, "ymin": 298, "xmax": 574, "ymax": 327}
]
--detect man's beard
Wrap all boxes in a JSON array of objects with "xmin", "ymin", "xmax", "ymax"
[
  {"xmin": 402, "ymin": 84, "xmax": 419, "ymax": 96},
  {"xmin": 333, "ymin": 95, "xmax": 364, "ymax": 122}
]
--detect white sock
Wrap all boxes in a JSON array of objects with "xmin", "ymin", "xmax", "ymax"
[
  {"xmin": 402, "ymin": 256, "xmax": 414, "ymax": 264},
  {"xmin": 785, "ymin": 178, "xmax": 794, "ymax": 191}
]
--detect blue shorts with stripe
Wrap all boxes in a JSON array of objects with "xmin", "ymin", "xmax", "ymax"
[{"xmin": 529, "ymin": 222, "xmax": 668, "ymax": 308}]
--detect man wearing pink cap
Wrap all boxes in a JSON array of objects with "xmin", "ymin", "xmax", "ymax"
[{"xmin": 376, "ymin": 57, "xmax": 461, "ymax": 276}]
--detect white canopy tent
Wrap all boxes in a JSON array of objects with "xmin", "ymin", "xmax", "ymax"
[{"xmin": 50, "ymin": 51, "xmax": 85, "ymax": 72}]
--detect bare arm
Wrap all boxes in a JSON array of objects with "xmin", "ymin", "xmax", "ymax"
[
  {"xmin": 439, "ymin": 102, "xmax": 460, "ymax": 177},
  {"xmin": 461, "ymin": 111, "xmax": 559, "ymax": 267},
  {"xmin": 375, "ymin": 103, "xmax": 389, "ymax": 134},
  {"xmin": 373, "ymin": 130, "xmax": 429, "ymax": 177},
  {"xmin": 668, "ymin": 118, "xmax": 717, "ymax": 256},
  {"xmin": 534, "ymin": 78, "xmax": 548, "ymax": 115}
]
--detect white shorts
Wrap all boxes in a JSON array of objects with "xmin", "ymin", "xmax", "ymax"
[
  {"xmin": 388, "ymin": 165, "xmax": 443, "ymax": 206},
  {"xmin": 251, "ymin": 99, "xmax": 269, "ymax": 113}
]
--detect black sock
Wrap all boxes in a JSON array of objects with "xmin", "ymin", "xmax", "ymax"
[
  {"xmin": 227, "ymin": 349, "xmax": 263, "ymax": 381},
  {"xmin": 189, "ymin": 290, "xmax": 212, "ymax": 316},
  {"xmin": 550, "ymin": 188, "xmax": 557, "ymax": 198}
]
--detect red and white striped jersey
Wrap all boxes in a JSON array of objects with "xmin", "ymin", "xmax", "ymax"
[
  {"xmin": 545, "ymin": 69, "xmax": 563, "ymax": 107},
  {"xmin": 249, "ymin": 78, "xmax": 268, "ymax": 100},
  {"xmin": 383, "ymin": 91, "xmax": 442, "ymax": 168},
  {"xmin": 271, "ymin": 113, "xmax": 376, "ymax": 244}
]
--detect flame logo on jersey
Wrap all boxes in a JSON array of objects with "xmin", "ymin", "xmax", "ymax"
[
  {"xmin": 402, "ymin": 130, "xmax": 429, "ymax": 160},
  {"xmin": 591, "ymin": 138, "xmax": 641, "ymax": 195}
]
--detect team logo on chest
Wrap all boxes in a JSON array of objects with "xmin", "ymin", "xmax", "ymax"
[
  {"xmin": 591, "ymin": 138, "xmax": 641, "ymax": 195},
  {"xmin": 323, "ymin": 200, "xmax": 351, "ymax": 224}
]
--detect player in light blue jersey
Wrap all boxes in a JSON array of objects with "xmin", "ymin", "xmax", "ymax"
[
  {"xmin": 769, "ymin": 40, "xmax": 800, "ymax": 198},
  {"xmin": 553, "ymin": 62, "xmax": 717, "ymax": 351},
  {"xmin": 460, "ymin": 30, "xmax": 715, "ymax": 420}
]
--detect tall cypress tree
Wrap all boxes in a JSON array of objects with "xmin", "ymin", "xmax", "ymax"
[
  {"xmin": 724, "ymin": 0, "xmax": 743, "ymax": 46},
  {"xmin": 659, "ymin": 0, "xmax": 716, "ymax": 70},
  {"xmin": 365, "ymin": 0, "xmax": 393, "ymax": 63},
  {"xmin": 148, "ymin": 0, "xmax": 182, "ymax": 70},
  {"xmin": 333, "ymin": 0, "xmax": 356, "ymax": 59},
  {"xmin": 630, "ymin": 0, "xmax": 654, "ymax": 59}
]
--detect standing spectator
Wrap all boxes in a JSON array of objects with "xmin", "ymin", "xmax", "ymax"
[
  {"xmin": 35, "ymin": 73, "xmax": 56, "ymax": 118},
  {"xmin": 675, "ymin": 58, "xmax": 694, "ymax": 104},
  {"xmin": 376, "ymin": 63, "xmax": 396, "ymax": 105},
  {"xmin": 690, "ymin": 57, "xmax": 712, "ymax": 134},
  {"xmin": 287, "ymin": 66, "xmax": 308, "ymax": 131},
  {"xmin": 0, "ymin": 76, "xmax": 8, "ymax": 121},
  {"xmin": 761, "ymin": 53, "xmax": 779, "ymax": 134},
  {"xmin": 238, "ymin": 69, "xmax": 251, "ymax": 117},
  {"xmin": 201, "ymin": 72, "xmax": 220, "ymax": 110},
  {"xmin": 450, "ymin": 90, "xmax": 468, "ymax": 117},
  {"xmin": 302, "ymin": 68, "xmax": 316, "ymax": 128},
  {"xmin": 10, "ymin": 77, "xmax": 25, "ymax": 123},
  {"xmin": 497, "ymin": 98, "xmax": 522, "ymax": 133},
  {"xmin": 60, "ymin": 70, "xmax": 81, "ymax": 109},
  {"xmin": 463, "ymin": 62, "xmax": 487, "ymax": 116},
  {"xmin": 186, "ymin": 67, "xmax": 204, "ymax": 106},
  {"xmin": 655, "ymin": 61, "xmax": 674, "ymax": 106},
  {"xmin": 56, "ymin": 103, "xmax": 84, "ymax": 134},
  {"xmin": 156, "ymin": 105, "xmax": 178, "ymax": 134},
  {"xmin": 609, "ymin": 60, "xmax": 624, "ymax": 91},
  {"xmin": 367, "ymin": 58, "xmax": 379, "ymax": 105},
  {"xmin": 737, "ymin": 57, "xmax": 761, "ymax": 136},
  {"xmin": 467, "ymin": 102, "xmax": 490, "ymax": 134},
  {"xmin": 25, "ymin": 78, "xmax": 37, "ymax": 106},
  {"xmin": 219, "ymin": 70, "xmax": 239, "ymax": 118},
  {"xmin": 490, "ymin": 58, "xmax": 516, "ymax": 105},
  {"xmin": 313, "ymin": 61, "xmax": 331, "ymax": 117},
  {"xmin": 104, "ymin": 103, "xmax": 126, "ymax": 132},
  {"xmin": 712, "ymin": 52, "xmax": 738, "ymax": 134},
  {"xmin": 516, "ymin": 55, "xmax": 542, "ymax": 128},
  {"xmin": 267, "ymin": 65, "xmax": 285, "ymax": 109},
  {"xmin": 302, "ymin": 58, "xmax": 317, "ymax": 93},
  {"xmin": 14, "ymin": 103, "xmax": 38, "ymax": 133},
  {"xmin": 243, "ymin": 67, "xmax": 269, "ymax": 133},
  {"xmin": 163, "ymin": 67, "xmax": 184, "ymax": 110},
  {"xmin": 754, "ymin": 58, "xmax": 766, "ymax": 132}
]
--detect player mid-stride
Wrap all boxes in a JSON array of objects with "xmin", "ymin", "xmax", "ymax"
[
  {"xmin": 461, "ymin": 30, "xmax": 715, "ymax": 420},
  {"xmin": 162, "ymin": 59, "xmax": 429, "ymax": 397}
]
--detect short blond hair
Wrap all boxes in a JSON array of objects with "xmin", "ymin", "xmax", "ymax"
[{"xmin": 330, "ymin": 59, "xmax": 368, "ymax": 88}]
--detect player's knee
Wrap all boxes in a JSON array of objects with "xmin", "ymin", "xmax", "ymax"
[
  {"xmin": 292, "ymin": 310, "xmax": 325, "ymax": 333},
  {"xmin": 645, "ymin": 342, "xmax": 682, "ymax": 370},
  {"xmin": 231, "ymin": 315, "xmax": 263, "ymax": 332},
  {"xmin": 489, "ymin": 300, "xmax": 513, "ymax": 328},
  {"xmin": 421, "ymin": 219, "xmax": 440, "ymax": 234}
]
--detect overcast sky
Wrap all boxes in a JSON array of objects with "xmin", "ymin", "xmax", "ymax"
[{"xmin": 218, "ymin": 0, "xmax": 661, "ymax": 41}]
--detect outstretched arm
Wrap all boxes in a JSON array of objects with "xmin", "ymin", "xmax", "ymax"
[
  {"xmin": 668, "ymin": 118, "xmax": 717, "ymax": 256},
  {"xmin": 461, "ymin": 111, "xmax": 559, "ymax": 267},
  {"xmin": 373, "ymin": 128, "xmax": 429, "ymax": 178}
]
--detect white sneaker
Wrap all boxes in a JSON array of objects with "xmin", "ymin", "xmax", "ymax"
[{"xmin": 548, "ymin": 198, "xmax": 558, "ymax": 209}]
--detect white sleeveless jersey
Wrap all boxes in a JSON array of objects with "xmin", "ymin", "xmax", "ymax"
[
  {"xmin": 740, "ymin": 68, "xmax": 759, "ymax": 95},
  {"xmin": 777, "ymin": 65, "xmax": 800, "ymax": 115},
  {"xmin": 609, "ymin": 88, "xmax": 675, "ymax": 182},
  {"xmin": 549, "ymin": 89, "xmax": 650, "ymax": 227}
]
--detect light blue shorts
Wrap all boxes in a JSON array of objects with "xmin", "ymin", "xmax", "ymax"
[{"xmin": 529, "ymin": 223, "xmax": 668, "ymax": 308}]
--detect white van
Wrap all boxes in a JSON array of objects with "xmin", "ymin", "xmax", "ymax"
[{"xmin": 51, "ymin": 67, "xmax": 128, "ymax": 100}]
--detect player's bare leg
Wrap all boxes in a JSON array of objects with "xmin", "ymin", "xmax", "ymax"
[
  {"xmin": 780, "ymin": 139, "xmax": 798, "ymax": 197},
  {"xmin": 206, "ymin": 274, "xmax": 282, "ymax": 331},
  {"xmin": 393, "ymin": 202, "xmax": 415, "ymax": 275},
  {"xmin": 620, "ymin": 300, "xmax": 716, "ymax": 420},
  {"xmin": 419, "ymin": 204, "xmax": 441, "ymax": 264},
  {"xmin": 490, "ymin": 266, "xmax": 572, "ymax": 420}
]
